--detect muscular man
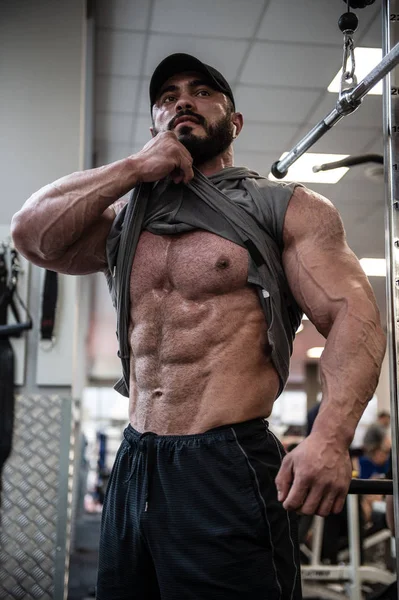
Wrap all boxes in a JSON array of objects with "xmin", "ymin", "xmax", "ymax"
[{"xmin": 11, "ymin": 53, "xmax": 386, "ymax": 599}]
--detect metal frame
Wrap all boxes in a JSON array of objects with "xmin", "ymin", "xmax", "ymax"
[
  {"xmin": 269, "ymin": 1, "xmax": 399, "ymax": 586},
  {"xmin": 301, "ymin": 495, "xmax": 396, "ymax": 600},
  {"xmin": 383, "ymin": 0, "xmax": 399, "ymax": 585},
  {"xmin": 271, "ymin": 23, "xmax": 399, "ymax": 178}
]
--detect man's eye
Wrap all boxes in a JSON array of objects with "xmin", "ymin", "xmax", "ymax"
[
  {"xmin": 197, "ymin": 90, "xmax": 210, "ymax": 96},
  {"xmin": 163, "ymin": 95, "xmax": 176, "ymax": 103}
]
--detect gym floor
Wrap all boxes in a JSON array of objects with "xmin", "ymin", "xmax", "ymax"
[{"xmin": 67, "ymin": 513, "xmax": 101, "ymax": 600}]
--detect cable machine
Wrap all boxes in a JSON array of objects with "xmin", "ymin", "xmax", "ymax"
[{"xmin": 270, "ymin": 0, "xmax": 399, "ymax": 590}]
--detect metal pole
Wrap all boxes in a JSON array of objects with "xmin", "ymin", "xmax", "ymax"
[
  {"xmin": 382, "ymin": 0, "xmax": 399, "ymax": 587},
  {"xmin": 272, "ymin": 41, "xmax": 399, "ymax": 179},
  {"xmin": 310, "ymin": 516, "xmax": 324, "ymax": 566},
  {"xmin": 347, "ymin": 495, "xmax": 362, "ymax": 600}
]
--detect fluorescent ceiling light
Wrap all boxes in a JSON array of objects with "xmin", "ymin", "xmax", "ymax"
[
  {"xmin": 328, "ymin": 47, "xmax": 383, "ymax": 95},
  {"xmin": 296, "ymin": 323, "xmax": 304, "ymax": 333},
  {"xmin": 268, "ymin": 153, "xmax": 349, "ymax": 184},
  {"xmin": 307, "ymin": 347, "xmax": 324, "ymax": 359},
  {"xmin": 302, "ymin": 314, "xmax": 309, "ymax": 321},
  {"xmin": 360, "ymin": 258, "xmax": 386, "ymax": 277}
]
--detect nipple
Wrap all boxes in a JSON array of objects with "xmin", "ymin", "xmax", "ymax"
[{"xmin": 216, "ymin": 258, "xmax": 230, "ymax": 270}]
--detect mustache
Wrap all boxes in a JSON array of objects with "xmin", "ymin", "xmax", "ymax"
[{"xmin": 168, "ymin": 110, "xmax": 206, "ymax": 131}]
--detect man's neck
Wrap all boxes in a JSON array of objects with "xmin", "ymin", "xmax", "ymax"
[{"xmin": 196, "ymin": 147, "xmax": 234, "ymax": 177}]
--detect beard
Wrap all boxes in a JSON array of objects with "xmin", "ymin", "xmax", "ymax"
[{"xmin": 154, "ymin": 109, "xmax": 234, "ymax": 167}]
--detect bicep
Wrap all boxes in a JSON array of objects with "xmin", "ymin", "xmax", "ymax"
[
  {"xmin": 21, "ymin": 206, "xmax": 116, "ymax": 275},
  {"xmin": 282, "ymin": 187, "xmax": 378, "ymax": 337}
]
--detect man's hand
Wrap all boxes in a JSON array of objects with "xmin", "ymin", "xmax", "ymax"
[
  {"xmin": 275, "ymin": 433, "xmax": 352, "ymax": 517},
  {"xmin": 133, "ymin": 131, "xmax": 194, "ymax": 185}
]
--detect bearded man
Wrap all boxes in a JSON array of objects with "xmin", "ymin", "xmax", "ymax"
[{"xmin": 11, "ymin": 53, "xmax": 386, "ymax": 600}]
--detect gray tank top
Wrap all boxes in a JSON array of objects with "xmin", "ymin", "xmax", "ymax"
[{"xmin": 105, "ymin": 167, "xmax": 302, "ymax": 398}]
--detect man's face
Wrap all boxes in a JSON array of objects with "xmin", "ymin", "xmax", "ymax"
[
  {"xmin": 378, "ymin": 415, "xmax": 390, "ymax": 428},
  {"xmin": 372, "ymin": 438, "xmax": 391, "ymax": 465},
  {"xmin": 151, "ymin": 71, "xmax": 235, "ymax": 166}
]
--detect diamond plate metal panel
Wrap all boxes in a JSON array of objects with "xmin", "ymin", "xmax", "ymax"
[{"xmin": 0, "ymin": 394, "xmax": 73, "ymax": 600}]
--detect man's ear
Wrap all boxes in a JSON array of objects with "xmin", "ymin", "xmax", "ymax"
[{"xmin": 231, "ymin": 112, "xmax": 243, "ymax": 138}]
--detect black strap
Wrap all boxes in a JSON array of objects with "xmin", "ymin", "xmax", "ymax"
[
  {"xmin": 0, "ymin": 338, "xmax": 14, "ymax": 476},
  {"xmin": 0, "ymin": 248, "xmax": 33, "ymax": 338},
  {"xmin": 0, "ymin": 247, "xmax": 15, "ymax": 508},
  {"xmin": 0, "ymin": 246, "xmax": 32, "ymax": 515},
  {"xmin": 40, "ymin": 269, "xmax": 58, "ymax": 341}
]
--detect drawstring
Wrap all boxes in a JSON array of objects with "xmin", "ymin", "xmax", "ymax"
[
  {"xmin": 126, "ymin": 431, "xmax": 157, "ymax": 512},
  {"xmin": 143, "ymin": 433, "xmax": 156, "ymax": 512}
]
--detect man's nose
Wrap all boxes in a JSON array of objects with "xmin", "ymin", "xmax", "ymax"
[{"xmin": 176, "ymin": 95, "xmax": 195, "ymax": 112}]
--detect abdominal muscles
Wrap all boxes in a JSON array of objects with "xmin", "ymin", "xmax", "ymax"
[{"xmin": 128, "ymin": 230, "xmax": 279, "ymax": 434}]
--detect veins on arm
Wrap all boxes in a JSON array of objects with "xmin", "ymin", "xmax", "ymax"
[{"xmin": 282, "ymin": 186, "xmax": 386, "ymax": 444}]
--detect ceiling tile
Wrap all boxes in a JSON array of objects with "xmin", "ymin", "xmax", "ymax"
[
  {"xmin": 337, "ymin": 159, "xmax": 384, "ymax": 185},
  {"xmin": 235, "ymin": 122, "xmax": 302, "ymax": 154},
  {"xmin": 137, "ymin": 78, "xmax": 151, "ymax": 114},
  {"xmin": 96, "ymin": 30, "xmax": 146, "ymax": 77},
  {"xmin": 151, "ymin": 0, "xmax": 264, "ymax": 38},
  {"xmin": 292, "ymin": 124, "xmax": 381, "ymax": 155},
  {"xmin": 143, "ymin": 34, "xmax": 249, "ymax": 82},
  {"xmin": 133, "ymin": 116, "xmax": 153, "ymax": 145},
  {"xmin": 358, "ymin": 8, "xmax": 382, "ymax": 47},
  {"xmin": 95, "ymin": 76, "xmax": 139, "ymax": 113},
  {"xmin": 257, "ymin": 0, "xmax": 344, "ymax": 45},
  {"xmin": 96, "ymin": 0, "xmax": 151, "ymax": 31},
  {"xmin": 241, "ymin": 42, "xmax": 342, "ymax": 89},
  {"xmin": 95, "ymin": 112, "xmax": 134, "ymax": 144},
  {"xmin": 234, "ymin": 85, "xmax": 321, "ymax": 124},
  {"xmin": 307, "ymin": 91, "xmax": 383, "ymax": 129},
  {"xmin": 365, "ymin": 133, "xmax": 384, "ymax": 155},
  {"xmin": 233, "ymin": 151, "xmax": 284, "ymax": 178},
  {"xmin": 257, "ymin": 0, "xmax": 379, "ymax": 45}
]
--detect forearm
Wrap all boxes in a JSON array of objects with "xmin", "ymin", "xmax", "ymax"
[
  {"xmin": 311, "ymin": 299, "xmax": 386, "ymax": 447},
  {"xmin": 11, "ymin": 156, "xmax": 138, "ymax": 260}
]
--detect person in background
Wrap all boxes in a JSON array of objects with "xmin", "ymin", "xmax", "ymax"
[
  {"xmin": 377, "ymin": 410, "xmax": 391, "ymax": 431},
  {"xmin": 359, "ymin": 424, "xmax": 391, "ymax": 480},
  {"xmin": 359, "ymin": 424, "xmax": 391, "ymax": 533}
]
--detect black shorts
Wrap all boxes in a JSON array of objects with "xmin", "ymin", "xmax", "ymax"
[{"xmin": 96, "ymin": 418, "xmax": 302, "ymax": 600}]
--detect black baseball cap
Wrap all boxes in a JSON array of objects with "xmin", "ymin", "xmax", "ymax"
[{"xmin": 149, "ymin": 53, "xmax": 235, "ymax": 111}]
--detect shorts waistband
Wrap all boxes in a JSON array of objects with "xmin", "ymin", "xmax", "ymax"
[{"xmin": 123, "ymin": 417, "xmax": 269, "ymax": 446}]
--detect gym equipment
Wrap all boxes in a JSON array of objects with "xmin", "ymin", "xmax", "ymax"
[
  {"xmin": 302, "ymin": 479, "xmax": 396, "ymax": 600},
  {"xmin": 271, "ymin": 3, "xmax": 399, "ymax": 179},
  {"xmin": 270, "ymin": 0, "xmax": 399, "ymax": 582},
  {"xmin": 0, "ymin": 242, "xmax": 32, "ymax": 512}
]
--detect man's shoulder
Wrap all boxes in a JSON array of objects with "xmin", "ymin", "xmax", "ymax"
[
  {"xmin": 253, "ymin": 176, "xmax": 299, "ymax": 195},
  {"xmin": 285, "ymin": 185, "xmax": 342, "ymax": 230}
]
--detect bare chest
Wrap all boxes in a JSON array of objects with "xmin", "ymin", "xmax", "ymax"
[{"xmin": 131, "ymin": 230, "xmax": 249, "ymax": 301}]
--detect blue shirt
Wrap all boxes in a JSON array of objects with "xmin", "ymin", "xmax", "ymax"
[{"xmin": 358, "ymin": 455, "xmax": 390, "ymax": 479}]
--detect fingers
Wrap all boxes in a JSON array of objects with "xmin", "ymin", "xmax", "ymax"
[
  {"xmin": 302, "ymin": 488, "xmax": 336, "ymax": 517},
  {"xmin": 137, "ymin": 131, "xmax": 194, "ymax": 184},
  {"xmin": 282, "ymin": 480, "xmax": 310, "ymax": 513},
  {"xmin": 178, "ymin": 157, "xmax": 195, "ymax": 184},
  {"xmin": 332, "ymin": 492, "xmax": 346, "ymax": 515},
  {"xmin": 275, "ymin": 457, "xmax": 294, "ymax": 504},
  {"xmin": 170, "ymin": 158, "xmax": 194, "ymax": 185},
  {"xmin": 280, "ymin": 479, "xmax": 348, "ymax": 517}
]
